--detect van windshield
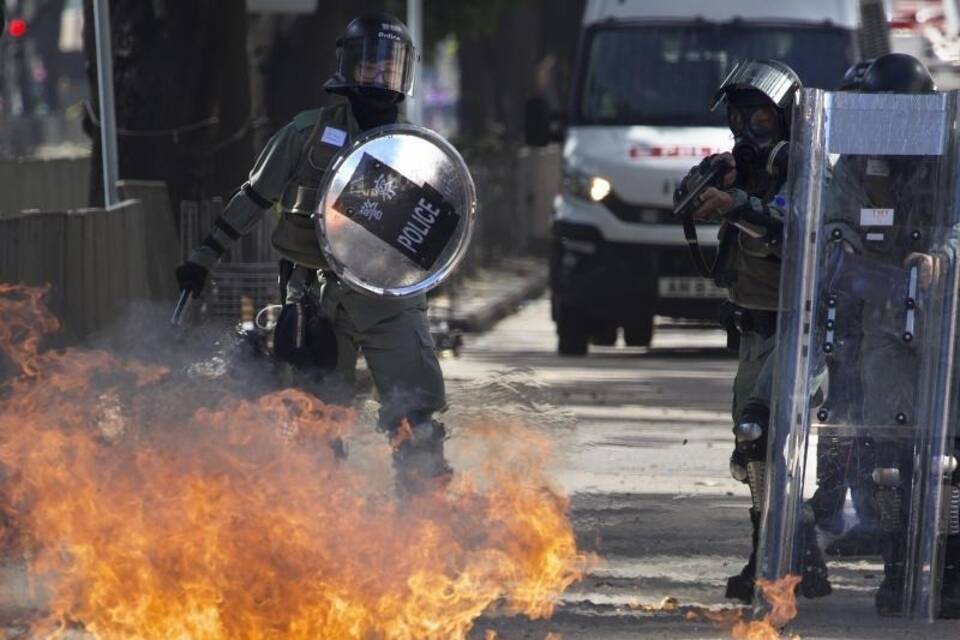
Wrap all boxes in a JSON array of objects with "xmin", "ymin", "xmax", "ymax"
[{"xmin": 577, "ymin": 23, "xmax": 856, "ymax": 126}]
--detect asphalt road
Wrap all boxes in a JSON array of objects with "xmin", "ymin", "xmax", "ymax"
[{"xmin": 441, "ymin": 295, "xmax": 960, "ymax": 640}]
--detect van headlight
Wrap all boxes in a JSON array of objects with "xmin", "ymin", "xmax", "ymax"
[{"xmin": 562, "ymin": 167, "xmax": 611, "ymax": 203}]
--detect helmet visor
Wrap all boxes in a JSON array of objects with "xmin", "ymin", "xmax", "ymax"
[
  {"xmin": 710, "ymin": 59, "xmax": 800, "ymax": 111},
  {"xmin": 337, "ymin": 37, "xmax": 416, "ymax": 95}
]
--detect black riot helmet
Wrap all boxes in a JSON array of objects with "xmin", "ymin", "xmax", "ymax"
[
  {"xmin": 860, "ymin": 53, "xmax": 936, "ymax": 94},
  {"xmin": 711, "ymin": 59, "xmax": 802, "ymax": 201},
  {"xmin": 324, "ymin": 12, "xmax": 418, "ymax": 98},
  {"xmin": 857, "ymin": 54, "xmax": 936, "ymax": 180}
]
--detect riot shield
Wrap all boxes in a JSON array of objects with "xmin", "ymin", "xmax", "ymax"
[
  {"xmin": 315, "ymin": 124, "xmax": 478, "ymax": 298},
  {"xmin": 760, "ymin": 89, "xmax": 960, "ymax": 620}
]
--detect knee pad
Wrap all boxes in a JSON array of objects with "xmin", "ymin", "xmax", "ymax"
[
  {"xmin": 731, "ymin": 402, "xmax": 770, "ymax": 511},
  {"xmin": 873, "ymin": 467, "xmax": 903, "ymax": 533},
  {"xmin": 746, "ymin": 460, "xmax": 767, "ymax": 512},
  {"xmin": 733, "ymin": 401, "xmax": 768, "ymax": 508},
  {"xmin": 946, "ymin": 484, "xmax": 960, "ymax": 537},
  {"xmin": 944, "ymin": 453, "xmax": 959, "ymax": 536}
]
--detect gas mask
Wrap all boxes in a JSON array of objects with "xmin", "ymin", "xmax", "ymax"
[{"xmin": 727, "ymin": 102, "xmax": 789, "ymax": 202}]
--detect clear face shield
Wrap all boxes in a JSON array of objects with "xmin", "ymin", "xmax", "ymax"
[{"xmin": 336, "ymin": 37, "xmax": 417, "ymax": 95}]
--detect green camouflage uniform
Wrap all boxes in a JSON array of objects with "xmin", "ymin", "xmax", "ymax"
[{"xmin": 722, "ymin": 197, "xmax": 785, "ymax": 425}]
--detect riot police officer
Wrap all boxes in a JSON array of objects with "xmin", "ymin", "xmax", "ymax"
[
  {"xmin": 175, "ymin": 13, "xmax": 450, "ymax": 498},
  {"xmin": 675, "ymin": 59, "xmax": 830, "ymax": 603},
  {"xmin": 820, "ymin": 52, "xmax": 960, "ymax": 617},
  {"xmin": 805, "ymin": 59, "xmax": 882, "ymax": 559}
]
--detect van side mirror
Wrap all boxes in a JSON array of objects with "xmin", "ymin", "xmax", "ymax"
[{"xmin": 524, "ymin": 96, "xmax": 565, "ymax": 147}]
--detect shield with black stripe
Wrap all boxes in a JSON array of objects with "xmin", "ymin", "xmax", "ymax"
[{"xmin": 314, "ymin": 124, "xmax": 477, "ymax": 298}]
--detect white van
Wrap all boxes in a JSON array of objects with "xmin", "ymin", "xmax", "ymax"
[{"xmin": 539, "ymin": 0, "xmax": 861, "ymax": 354}]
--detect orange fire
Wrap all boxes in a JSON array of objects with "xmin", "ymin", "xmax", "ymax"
[
  {"xmin": 0, "ymin": 284, "xmax": 589, "ymax": 639},
  {"xmin": 0, "ymin": 283, "xmax": 60, "ymax": 377},
  {"xmin": 687, "ymin": 574, "xmax": 803, "ymax": 640}
]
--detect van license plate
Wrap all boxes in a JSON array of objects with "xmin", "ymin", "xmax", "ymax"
[{"xmin": 658, "ymin": 277, "xmax": 726, "ymax": 299}]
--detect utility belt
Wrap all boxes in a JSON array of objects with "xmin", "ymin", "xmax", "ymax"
[{"xmin": 719, "ymin": 301, "xmax": 778, "ymax": 352}]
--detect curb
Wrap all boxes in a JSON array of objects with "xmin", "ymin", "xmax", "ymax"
[
  {"xmin": 451, "ymin": 271, "xmax": 548, "ymax": 333},
  {"xmin": 433, "ymin": 259, "xmax": 548, "ymax": 334}
]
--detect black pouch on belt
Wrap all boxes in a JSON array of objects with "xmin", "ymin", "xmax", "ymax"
[
  {"xmin": 717, "ymin": 300, "xmax": 742, "ymax": 353},
  {"xmin": 273, "ymin": 295, "xmax": 338, "ymax": 372},
  {"xmin": 749, "ymin": 309, "xmax": 779, "ymax": 339}
]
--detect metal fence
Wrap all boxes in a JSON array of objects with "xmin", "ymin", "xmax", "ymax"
[
  {"xmin": 0, "ymin": 144, "xmax": 560, "ymax": 331},
  {"xmin": 0, "ymin": 181, "xmax": 179, "ymax": 338},
  {"xmin": 1, "ymin": 202, "xmax": 151, "ymax": 337},
  {"xmin": 0, "ymin": 155, "xmax": 91, "ymax": 218},
  {"xmin": 178, "ymin": 198, "xmax": 281, "ymax": 322},
  {"xmin": 450, "ymin": 143, "xmax": 559, "ymax": 283}
]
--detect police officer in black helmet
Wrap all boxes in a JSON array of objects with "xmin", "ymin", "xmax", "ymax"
[
  {"xmin": 324, "ymin": 13, "xmax": 417, "ymax": 125},
  {"xmin": 860, "ymin": 51, "xmax": 936, "ymax": 94},
  {"xmin": 176, "ymin": 13, "xmax": 451, "ymax": 499},
  {"xmin": 813, "ymin": 52, "xmax": 960, "ymax": 617}
]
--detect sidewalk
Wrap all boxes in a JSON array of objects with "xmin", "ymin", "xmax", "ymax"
[{"xmin": 429, "ymin": 256, "xmax": 549, "ymax": 334}]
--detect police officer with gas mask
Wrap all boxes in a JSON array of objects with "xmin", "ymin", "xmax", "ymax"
[
  {"xmin": 674, "ymin": 59, "xmax": 831, "ymax": 603},
  {"xmin": 175, "ymin": 13, "xmax": 450, "ymax": 498}
]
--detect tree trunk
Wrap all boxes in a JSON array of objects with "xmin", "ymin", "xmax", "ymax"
[
  {"xmin": 455, "ymin": 0, "xmax": 585, "ymax": 143},
  {"xmin": 83, "ymin": 0, "xmax": 253, "ymax": 212}
]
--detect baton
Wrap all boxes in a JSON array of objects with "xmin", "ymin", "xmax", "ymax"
[
  {"xmin": 171, "ymin": 289, "xmax": 193, "ymax": 326},
  {"xmin": 672, "ymin": 161, "xmax": 728, "ymax": 218}
]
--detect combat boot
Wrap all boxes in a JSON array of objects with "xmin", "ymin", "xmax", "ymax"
[
  {"xmin": 940, "ymin": 535, "xmax": 960, "ymax": 619},
  {"xmin": 875, "ymin": 532, "xmax": 905, "ymax": 616},
  {"xmin": 391, "ymin": 419, "xmax": 453, "ymax": 500},
  {"xmin": 725, "ymin": 508, "xmax": 760, "ymax": 603},
  {"xmin": 799, "ymin": 521, "xmax": 832, "ymax": 599}
]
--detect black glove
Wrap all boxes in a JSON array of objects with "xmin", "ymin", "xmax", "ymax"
[
  {"xmin": 175, "ymin": 261, "xmax": 208, "ymax": 296},
  {"xmin": 673, "ymin": 154, "xmax": 735, "ymax": 206}
]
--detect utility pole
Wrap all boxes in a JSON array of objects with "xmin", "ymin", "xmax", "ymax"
[
  {"xmin": 406, "ymin": 0, "xmax": 423, "ymax": 125},
  {"xmin": 859, "ymin": 0, "xmax": 892, "ymax": 58},
  {"xmin": 93, "ymin": 0, "xmax": 119, "ymax": 207},
  {"xmin": 945, "ymin": 0, "xmax": 960, "ymax": 37}
]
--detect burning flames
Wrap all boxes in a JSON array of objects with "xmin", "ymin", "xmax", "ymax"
[
  {"xmin": 0, "ymin": 284, "xmax": 589, "ymax": 639},
  {"xmin": 687, "ymin": 575, "xmax": 803, "ymax": 640}
]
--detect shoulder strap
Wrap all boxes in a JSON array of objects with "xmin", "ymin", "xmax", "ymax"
[{"xmin": 295, "ymin": 104, "xmax": 350, "ymax": 183}]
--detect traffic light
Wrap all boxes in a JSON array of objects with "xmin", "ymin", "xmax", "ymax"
[{"xmin": 8, "ymin": 18, "xmax": 27, "ymax": 39}]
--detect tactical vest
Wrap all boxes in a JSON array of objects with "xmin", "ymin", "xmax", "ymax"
[{"xmin": 270, "ymin": 104, "xmax": 351, "ymax": 269}]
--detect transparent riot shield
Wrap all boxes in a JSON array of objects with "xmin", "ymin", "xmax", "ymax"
[{"xmin": 760, "ymin": 89, "xmax": 960, "ymax": 620}]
